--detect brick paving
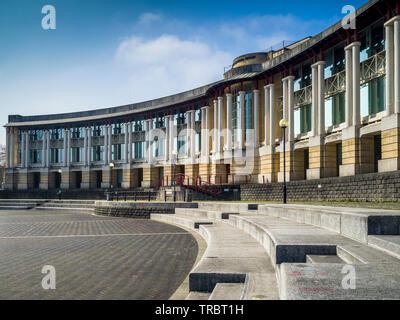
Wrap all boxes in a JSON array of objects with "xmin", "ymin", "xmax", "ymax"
[{"xmin": 0, "ymin": 210, "xmax": 198, "ymax": 300}]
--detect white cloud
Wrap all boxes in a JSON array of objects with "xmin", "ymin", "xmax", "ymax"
[
  {"xmin": 138, "ymin": 12, "xmax": 162, "ymax": 25},
  {"xmin": 114, "ymin": 34, "xmax": 232, "ymax": 100}
]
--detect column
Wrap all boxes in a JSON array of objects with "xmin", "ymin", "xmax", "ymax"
[
  {"xmin": 311, "ymin": 63, "xmax": 319, "ymax": 135},
  {"xmin": 268, "ymin": 84, "xmax": 275, "ymax": 147},
  {"xmin": 104, "ymin": 125, "xmax": 108, "ymax": 165},
  {"xmin": 385, "ymin": 20, "xmax": 394, "ymax": 116},
  {"xmin": 226, "ymin": 93, "xmax": 233, "ymax": 151},
  {"xmin": 263, "ymin": 86, "xmax": 270, "ymax": 146},
  {"xmin": 145, "ymin": 119, "xmax": 153, "ymax": 164},
  {"xmin": 42, "ymin": 131, "xmax": 47, "ymax": 167},
  {"xmin": 394, "ymin": 17, "xmax": 400, "ymax": 113},
  {"xmin": 63, "ymin": 129, "xmax": 67, "ymax": 167},
  {"xmin": 46, "ymin": 130, "xmax": 50, "ymax": 167},
  {"xmin": 191, "ymin": 110, "xmax": 196, "ymax": 161},
  {"xmin": 345, "ymin": 45, "xmax": 353, "ymax": 127},
  {"xmin": 201, "ymin": 108, "xmax": 206, "ymax": 158},
  {"xmin": 253, "ymin": 89, "xmax": 260, "ymax": 147},
  {"xmin": 108, "ymin": 125, "xmax": 112, "ymax": 163},
  {"xmin": 186, "ymin": 111, "xmax": 192, "ymax": 157},
  {"xmin": 124, "ymin": 123, "xmax": 129, "ymax": 164},
  {"xmin": 87, "ymin": 127, "xmax": 92, "ymax": 166},
  {"xmin": 66, "ymin": 130, "xmax": 71, "ymax": 167},
  {"xmin": 239, "ymin": 91, "xmax": 245, "ymax": 149},
  {"xmin": 10, "ymin": 129, "xmax": 15, "ymax": 169},
  {"xmin": 317, "ymin": 61, "xmax": 326, "ymax": 136},
  {"xmin": 21, "ymin": 131, "xmax": 25, "ymax": 167},
  {"xmin": 165, "ymin": 116, "xmax": 170, "ymax": 162},
  {"xmin": 218, "ymin": 96, "xmax": 223, "ymax": 153},
  {"xmin": 169, "ymin": 115, "xmax": 174, "ymax": 161},
  {"xmin": 205, "ymin": 107, "xmax": 210, "ymax": 157},
  {"xmin": 352, "ymin": 42, "xmax": 361, "ymax": 126},
  {"xmin": 83, "ymin": 128, "xmax": 88, "ymax": 166},
  {"xmin": 282, "ymin": 78, "xmax": 288, "ymax": 122},
  {"xmin": 213, "ymin": 100, "xmax": 218, "ymax": 153},
  {"xmin": 128, "ymin": 122, "xmax": 132, "ymax": 164},
  {"xmin": 286, "ymin": 76, "xmax": 295, "ymax": 142},
  {"xmin": 6, "ymin": 129, "xmax": 10, "ymax": 168},
  {"xmin": 25, "ymin": 131, "xmax": 30, "ymax": 168}
]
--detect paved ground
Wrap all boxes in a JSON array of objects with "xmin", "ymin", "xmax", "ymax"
[{"xmin": 0, "ymin": 210, "xmax": 198, "ymax": 300}]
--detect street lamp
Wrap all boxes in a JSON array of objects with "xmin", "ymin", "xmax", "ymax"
[
  {"xmin": 109, "ymin": 162, "xmax": 115, "ymax": 189},
  {"xmin": 172, "ymin": 150, "xmax": 178, "ymax": 202},
  {"xmin": 279, "ymin": 119, "xmax": 288, "ymax": 204}
]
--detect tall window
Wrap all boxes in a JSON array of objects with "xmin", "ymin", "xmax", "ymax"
[
  {"xmin": 92, "ymin": 146, "xmax": 104, "ymax": 162},
  {"xmin": 295, "ymin": 105, "xmax": 312, "ymax": 135},
  {"xmin": 29, "ymin": 130, "xmax": 43, "ymax": 141},
  {"xmin": 325, "ymin": 92, "xmax": 345, "ymax": 127},
  {"xmin": 360, "ymin": 21, "xmax": 384, "ymax": 62},
  {"xmin": 153, "ymin": 138, "xmax": 165, "ymax": 158},
  {"xmin": 134, "ymin": 142, "xmax": 144, "ymax": 159},
  {"xmin": 71, "ymin": 128, "xmax": 82, "ymax": 139},
  {"xmin": 71, "ymin": 147, "xmax": 83, "ymax": 162},
  {"xmin": 50, "ymin": 129, "xmax": 63, "ymax": 140},
  {"xmin": 324, "ymin": 43, "xmax": 346, "ymax": 78},
  {"xmin": 92, "ymin": 125, "xmax": 104, "ymax": 137},
  {"xmin": 232, "ymin": 87, "xmax": 240, "ymax": 145},
  {"xmin": 50, "ymin": 149, "xmax": 64, "ymax": 163},
  {"xmin": 30, "ymin": 149, "xmax": 42, "ymax": 164},
  {"xmin": 361, "ymin": 77, "xmax": 385, "ymax": 117},
  {"xmin": 112, "ymin": 123, "xmax": 124, "ymax": 135},
  {"xmin": 112, "ymin": 144, "xmax": 124, "ymax": 161}
]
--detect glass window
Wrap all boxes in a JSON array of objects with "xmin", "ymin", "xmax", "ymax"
[
  {"xmin": 361, "ymin": 77, "xmax": 386, "ymax": 117},
  {"xmin": 324, "ymin": 49, "xmax": 334, "ymax": 78},
  {"xmin": 92, "ymin": 146, "xmax": 104, "ymax": 162},
  {"xmin": 333, "ymin": 44, "xmax": 345, "ymax": 74},
  {"xmin": 134, "ymin": 142, "xmax": 144, "ymax": 159},
  {"xmin": 112, "ymin": 144, "xmax": 124, "ymax": 161}
]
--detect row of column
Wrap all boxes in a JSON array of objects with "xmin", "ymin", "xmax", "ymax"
[{"xmin": 385, "ymin": 16, "xmax": 400, "ymax": 116}]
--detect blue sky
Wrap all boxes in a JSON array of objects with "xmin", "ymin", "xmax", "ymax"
[{"xmin": 0, "ymin": 0, "xmax": 367, "ymax": 145}]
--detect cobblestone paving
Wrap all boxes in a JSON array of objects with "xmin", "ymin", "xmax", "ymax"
[{"xmin": 0, "ymin": 210, "xmax": 198, "ymax": 300}]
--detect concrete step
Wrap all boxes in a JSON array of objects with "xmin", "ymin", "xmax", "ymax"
[
  {"xmin": 0, "ymin": 206, "xmax": 34, "ymax": 210},
  {"xmin": 336, "ymin": 244, "xmax": 400, "ymax": 264},
  {"xmin": 151, "ymin": 214, "xmax": 213, "ymax": 230},
  {"xmin": 306, "ymin": 255, "xmax": 346, "ymax": 264},
  {"xmin": 185, "ymin": 292, "xmax": 211, "ymax": 300},
  {"xmin": 35, "ymin": 207, "xmax": 94, "ymax": 212},
  {"xmin": 368, "ymin": 236, "xmax": 400, "ymax": 260},
  {"xmin": 208, "ymin": 283, "xmax": 245, "ymax": 300},
  {"xmin": 175, "ymin": 208, "xmax": 239, "ymax": 220},
  {"xmin": 280, "ymin": 262, "xmax": 400, "ymax": 300}
]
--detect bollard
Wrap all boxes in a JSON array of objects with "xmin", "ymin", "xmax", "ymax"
[{"xmin": 148, "ymin": 191, "xmax": 151, "ymax": 202}]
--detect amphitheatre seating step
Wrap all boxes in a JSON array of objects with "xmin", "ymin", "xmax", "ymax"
[
  {"xmin": 191, "ymin": 223, "xmax": 279, "ymax": 299},
  {"xmin": 368, "ymin": 236, "xmax": 400, "ymax": 259},
  {"xmin": 279, "ymin": 262, "xmax": 400, "ymax": 300},
  {"xmin": 337, "ymin": 243, "xmax": 400, "ymax": 264},
  {"xmin": 0, "ymin": 206, "xmax": 35, "ymax": 210},
  {"xmin": 208, "ymin": 283, "xmax": 245, "ymax": 300},
  {"xmin": 306, "ymin": 255, "xmax": 345, "ymax": 264},
  {"xmin": 227, "ymin": 213, "xmax": 400, "ymax": 267},
  {"xmin": 175, "ymin": 208, "xmax": 239, "ymax": 220},
  {"xmin": 258, "ymin": 204, "xmax": 400, "ymax": 244},
  {"xmin": 150, "ymin": 213, "xmax": 279, "ymax": 300},
  {"xmin": 197, "ymin": 202, "xmax": 258, "ymax": 214},
  {"xmin": 35, "ymin": 206, "xmax": 94, "ymax": 212},
  {"xmin": 151, "ymin": 214, "xmax": 213, "ymax": 231}
]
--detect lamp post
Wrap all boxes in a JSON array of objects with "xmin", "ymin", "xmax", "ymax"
[
  {"xmin": 172, "ymin": 150, "xmax": 178, "ymax": 202},
  {"xmin": 279, "ymin": 119, "xmax": 288, "ymax": 204},
  {"xmin": 109, "ymin": 162, "xmax": 115, "ymax": 189}
]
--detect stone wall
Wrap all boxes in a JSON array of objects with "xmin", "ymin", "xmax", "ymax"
[
  {"xmin": 240, "ymin": 171, "xmax": 400, "ymax": 202},
  {"xmin": 94, "ymin": 201, "xmax": 198, "ymax": 218}
]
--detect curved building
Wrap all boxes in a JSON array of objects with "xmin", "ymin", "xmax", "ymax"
[{"xmin": 3, "ymin": 0, "xmax": 400, "ymax": 191}]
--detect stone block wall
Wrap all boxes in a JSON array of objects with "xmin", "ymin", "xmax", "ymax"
[{"xmin": 240, "ymin": 170, "xmax": 400, "ymax": 202}]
